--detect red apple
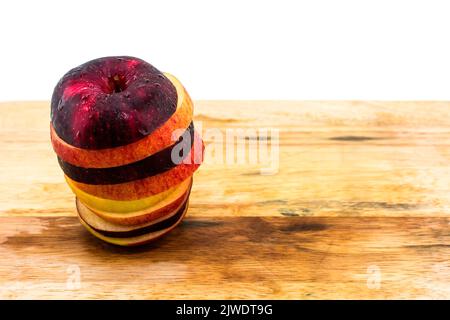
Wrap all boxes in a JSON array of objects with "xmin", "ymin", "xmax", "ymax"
[
  {"xmin": 50, "ymin": 73, "xmax": 194, "ymax": 168},
  {"xmin": 51, "ymin": 56, "xmax": 177, "ymax": 149},
  {"xmin": 51, "ymin": 56, "xmax": 202, "ymax": 246}
]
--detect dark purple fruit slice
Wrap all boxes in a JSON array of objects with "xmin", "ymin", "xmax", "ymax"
[
  {"xmin": 51, "ymin": 56, "xmax": 177, "ymax": 149},
  {"xmin": 58, "ymin": 122, "xmax": 194, "ymax": 185}
]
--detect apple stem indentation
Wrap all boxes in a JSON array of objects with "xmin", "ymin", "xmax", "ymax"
[{"xmin": 109, "ymin": 74, "xmax": 127, "ymax": 93}]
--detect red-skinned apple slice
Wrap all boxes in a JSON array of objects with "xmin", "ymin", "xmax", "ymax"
[
  {"xmin": 50, "ymin": 73, "xmax": 193, "ymax": 168},
  {"xmin": 58, "ymin": 122, "xmax": 194, "ymax": 185},
  {"xmin": 67, "ymin": 133, "xmax": 203, "ymax": 201}
]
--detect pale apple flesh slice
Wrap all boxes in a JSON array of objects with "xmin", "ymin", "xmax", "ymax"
[
  {"xmin": 77, "ymin": 178, "xmax": 192, "ymax": 227},
  {"xmin": 81, "ymin": 178, "xmax": 191, "ymax": 226},
  {"xmin": 77, "ymin": 197, "xmax": 188, "ymax": 238},
  {"xmin": 65, "ymin": 173, "xmax": 192, "ymax": 214},
  {"xmin": 79, "ymin": 201, "xmax": 189, "ymax": 246}
]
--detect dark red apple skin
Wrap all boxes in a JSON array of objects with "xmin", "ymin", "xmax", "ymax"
[
  {"xmin": 58, "ymin": 122, "xmax": 194, "ymax": 185},
  {"xmin": 51, "ymin": 56, "xmax": 177, "ymax": 149}
]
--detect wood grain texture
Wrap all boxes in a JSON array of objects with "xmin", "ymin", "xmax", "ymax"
[{"xmin": 0, "ymin": 100, "xmax": 449, "ymax": 299}]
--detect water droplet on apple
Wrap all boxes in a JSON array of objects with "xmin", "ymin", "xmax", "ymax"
[
  {"xmin": 119, "ymin": 111, "xmax": 129, "ymax": 121},
  {"xmin": 57, "ymin": 100, "xmax": 65, "ymax": 111},
  {"xmin": 138, "ymin": 127, "xmax": 149, "ymax": 135}
]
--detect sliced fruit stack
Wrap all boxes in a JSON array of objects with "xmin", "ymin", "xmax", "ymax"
[{"xmin": 50, "ymin": 56, "xmax": 203, "ymax": 246}]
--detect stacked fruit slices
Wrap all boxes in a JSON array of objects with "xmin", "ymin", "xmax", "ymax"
[{"xmin": 51, "ymin": 73, "xmax": 203, "ymax": 246}]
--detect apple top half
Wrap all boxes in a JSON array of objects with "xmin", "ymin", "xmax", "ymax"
[{"xmin": 51, "ymin": 56, "xmax": 177, "ymax": 149}]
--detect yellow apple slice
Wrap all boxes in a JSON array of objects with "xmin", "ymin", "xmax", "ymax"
[
  {"xmin": 78, "ymin": 178, "xmax": 191, "ymax": 226},
  {"xmin": 65, "ymin": 176, "xmax": 192, "ymax": 213}
]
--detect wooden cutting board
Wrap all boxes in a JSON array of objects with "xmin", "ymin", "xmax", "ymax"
[{"xmin": 0, "ymin": 101, "xmax": 449, "ymax": 299}]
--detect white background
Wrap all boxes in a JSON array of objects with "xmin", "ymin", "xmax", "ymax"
[{"xmin": 1, "ymin": 0, "xmax": 450, "ymax": 101}]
